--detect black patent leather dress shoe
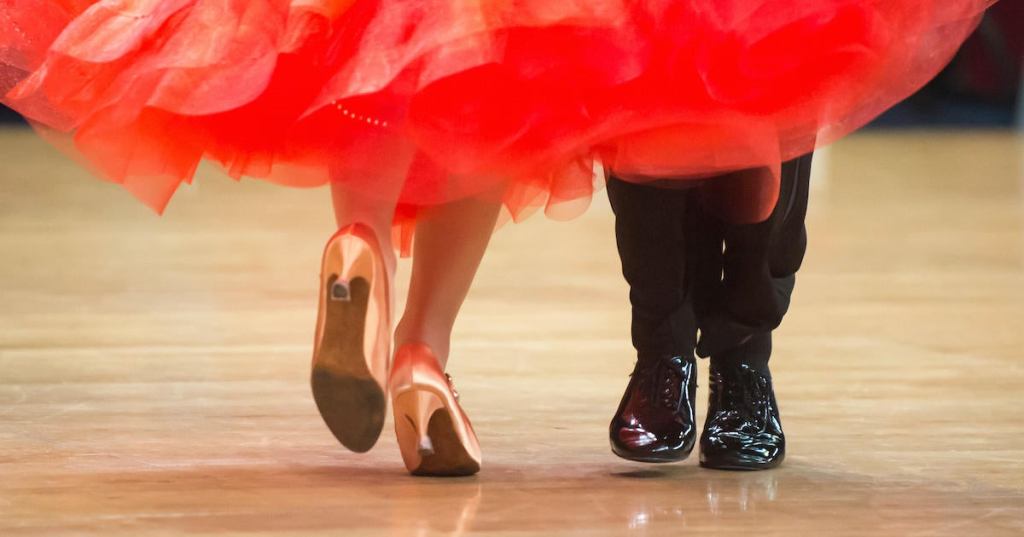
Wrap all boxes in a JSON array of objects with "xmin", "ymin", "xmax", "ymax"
[
  {"xmin": 699, "ymin": 362, "xmax": 785, "ymax": 470},
  {"xmin": 610, "ymin": 354, "xmax": 697, "ymax": 463}
]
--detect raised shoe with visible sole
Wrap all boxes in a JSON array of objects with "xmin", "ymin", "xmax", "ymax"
[{"xmin": 311, "ymin": 224, "xmax": 391, "ymax": 453}]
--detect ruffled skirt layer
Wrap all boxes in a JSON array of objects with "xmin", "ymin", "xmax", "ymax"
[{"xmin": 1, "ymin": 0, "xmax": 994, "ymax": 226}]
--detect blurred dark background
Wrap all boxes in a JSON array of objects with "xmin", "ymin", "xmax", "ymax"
[
  {"xmin": 2, "ymin": 3, "xmax": 1022, "ymax": 127},
  {"xmin": 873, "ymin": 1, "xmax": 1023, "ymax": 127}
]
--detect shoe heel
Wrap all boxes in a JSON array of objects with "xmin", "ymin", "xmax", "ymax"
[
  {"xmin": 393, "ymin": 389, "xmax": 443, "ymax": 459},
  {"xmin": 390, "ymin": 344, "xmax": 481, "ymax": 477}
]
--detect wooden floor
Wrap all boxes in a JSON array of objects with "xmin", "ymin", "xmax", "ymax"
[{"xmin": 1, "ymin": 128, "xmax": 1022, "ymax": 536}]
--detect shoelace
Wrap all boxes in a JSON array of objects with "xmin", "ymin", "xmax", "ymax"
[
  {"xmin": 709, "ymin": 366, "xmax": 769, "ymax": 428},
  {"xmin": 632, "ymin": 357, "xmax": 684, "ymax": 411}
]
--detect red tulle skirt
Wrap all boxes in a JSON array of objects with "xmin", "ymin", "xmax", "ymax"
[{"xmin": 1, "ymin": 0, "xmax": 994, "ymax": 229}]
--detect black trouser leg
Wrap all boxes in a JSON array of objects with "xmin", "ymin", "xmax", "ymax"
[
  {"xmin": 608, "ymin": 154, "xmax": 812, "ymax": 368},
  {"xmin": 607, "ymin": 177, "xmax": 696, "ymax": 356},
  {"xmin": 696, "ymin": 154, "xmax": 814, "ymax": 374}
]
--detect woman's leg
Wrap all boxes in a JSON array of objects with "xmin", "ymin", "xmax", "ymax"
[
  {"xmin": 312, "ymin": 148, "xmax": 410, "ymax": 453},
  {"xmin": 393, "ymin": 195, "xmax": 502, "ymax": 367},
  {"xmin": 388, "ymin": 193, "xmax": 499, "ymax": 476},
  {"xmin": 330, "ymin": 182, "xmax": 397, "ymax": 272},
  {"xmin": 329, "ymin": 143, "xmax": 415, "ymax": 274}
]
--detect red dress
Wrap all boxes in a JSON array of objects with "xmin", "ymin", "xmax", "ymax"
[{"xmin": 1, "ymin": 0, "xmax": 995, "ymax": 228}]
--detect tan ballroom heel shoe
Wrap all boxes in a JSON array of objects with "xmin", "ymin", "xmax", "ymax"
[
  {"xmin": 390, "ymin": 343, "xmax": 481, "ymax": 476},
  {"xmin": 311, "ymin": 223, "xmax": 391, "ymax": 453}
]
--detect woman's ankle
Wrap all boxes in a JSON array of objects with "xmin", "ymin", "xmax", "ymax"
[{"xmin": 393, "ymin": 320, "xmax": 452, "ymax": 369}]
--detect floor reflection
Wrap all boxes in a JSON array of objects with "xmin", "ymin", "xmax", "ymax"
[{"xmin": 16, "ymin": 459, "xmax": 1019, "ymax": 535}]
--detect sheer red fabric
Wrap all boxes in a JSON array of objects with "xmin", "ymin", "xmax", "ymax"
[{"xmin": 1, "ymin": 0, "xmax": 995, "ymax": 225}]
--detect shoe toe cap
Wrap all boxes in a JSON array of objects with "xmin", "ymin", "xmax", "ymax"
[{"xmin": 700, "ymin": 432, "xmax": 785, "ymax": 469}]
